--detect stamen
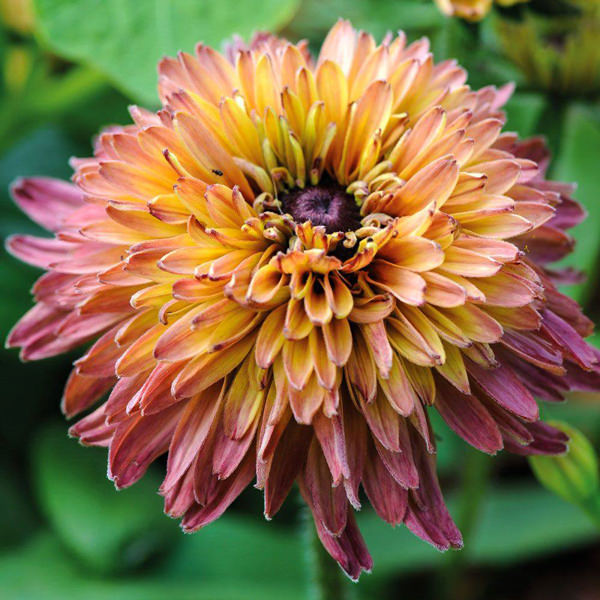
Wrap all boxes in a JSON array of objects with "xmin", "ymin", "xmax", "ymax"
[{"xmin": 280, "ymin": 182, "xmax": 362, "ymax": 234}]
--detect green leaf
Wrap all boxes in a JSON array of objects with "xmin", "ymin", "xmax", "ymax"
[
  {"xmin": 0, "ymin": 463, "xmax": 39, "ymax": 549},
  {"xmin": 33, "ymin": 0, "xmax": 301, "ymax": 105},
  {"xmin": 32, "ymin": 423, "xmax": 178, "ymax": 574},
  {"xmin": 431, "ymin": 18, "xmax": 522, "ymax": 90},
  {"xmin": 161, "ymin": 514, "xmax": 305, "ymax": 585},
  {"xmin": 428, "ymin": 409, "xmax": 463, "ymax": 475},
  {"xmin": 0, "ymin": 127, "xmax": 80, "ymax": 334},
  {"xmin": 542, "ymin": 400, "xmax": 600, "ymax": 441},
  {"xmin": 469, "ymin": 484, "xmax": 599, "ymax": 562},
  {"xmin": 0, "ymin": 126, "xmax": 76, "ymax": 201},
  {"xmin": 9, "ymin": 482, "xmax": 599, "ymax": 598},
  {"xmin": 552, "ymin": 103, "xmax": 600, "ymax": 305},
  {"xmin": 154, "ymin": 483, "xmax": 599, "ymax": 592},
  {"xmin": 286, "ymin": 0, "xmax": 444, "ymax": 48},
  {"xmin": 358, "ymin": 483, "xmax": 599, "ymax": 578},
  {"xmin": 504, "ymin": 92, "xmax": 547, "ymax": 138},
  {"xmin": 0, "ymin": 532, "xmax": 306, "ymax": 600}
]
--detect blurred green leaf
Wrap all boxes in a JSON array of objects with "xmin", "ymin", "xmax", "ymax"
[
  {"xmin": 159, "ymin": 483, "xmax": 600, "ymax": 593},
  {"xmin": 0, "ymin": 532, "xmax": 305, "ymax": 600},
  {"xmin": 504, "ymin": 92, "xmax": 547, "ymax": 138},
  {"xmin": 33, "ymin": 0, "xmax": 301, "ymax": 105},
  {"xmin": 286, "ymin": 0, "xmax": 443, "ymax": 48},
  {"xmin": 0, "ymin": 463, "xmax": 39, "ymax": 549},
  {"xmin": 431, "ymin": 18, "xmax": 522, "ymax": 89},
  {"xmin": 0, "ymin": 126, "xmax": 80, "ymax": 335},
  {"xmin": 543, "ymin": 399, "xmax": 600, "ymax": 441},
  {"xmin": 32, "ymin": 423, "xmax": 177, "ymax": 574},
  {"xmin": 359, "ymin": 483, "xmax": 599, "ymax": 578},
  {"xmin": 469, "ymin": 484, "xmax": 598, "ymax": 561},
  {"xmin": 552, "ymin": 104, "xmax": 600, "ymax": 305},
  {"xmin": 429, "ymin": 409, "xmax": 463, "ymax": 475},
  {"xmin": 1, "ymin": 127, "xmax": 85, "ymax": 452},
  {"xmin": 0, "ymin": 126, "xmax": 76, "ymax": 202},
  {"xmin": 162, "ymin": 514, "xmax": 305, "ymax": 585}
]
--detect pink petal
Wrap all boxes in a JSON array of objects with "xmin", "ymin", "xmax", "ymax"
[{"xmin": 11, "ymin": 177, "xmax": 82, "ymax": 232}]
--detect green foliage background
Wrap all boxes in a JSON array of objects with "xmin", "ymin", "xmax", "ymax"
[{"xmin": 1, "ymin": 1, "xmax": 599, "ymax": 599}]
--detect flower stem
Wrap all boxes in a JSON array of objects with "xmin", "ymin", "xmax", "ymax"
[
  {"xmin": 437, "ymin": 448, "xmax": 493, "ymax": 600},
  {"xmin": 303, "ymin": 508, "xmax": 351, "ymax": 600}
]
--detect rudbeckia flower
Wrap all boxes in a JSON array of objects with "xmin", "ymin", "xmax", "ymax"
[
  {"xmin": 497, "ymin": 13, "xmax": 600, "ymax": 96},
  {"xmin": 6, "ymin": 20, "xmax": 600, "ymax": 580},
  {"xmin": 435, "ymin": 0, "xmax": 529, "ymax": 21}
]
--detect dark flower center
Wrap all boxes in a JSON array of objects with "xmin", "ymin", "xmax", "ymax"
[
  {"xmin": 280, "ymin": 182, "xmax": 362, "ymax": 234},
  {"xmin": 544, "ymin": 31, "xmax": 568, "ymax": 52}
]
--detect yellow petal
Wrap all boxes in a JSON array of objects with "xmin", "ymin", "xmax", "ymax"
[
  {"xmin": 379, "ymin": 237, "xmax": 444, "ymax": 272},
  {"xmin": 322, "ymin": 317, "xmax": 352, "ymax": 367},
  {"xmin": 368, "ymin": 259, "xmax": 426, "ymax": 305},
  {"xmin": 435, "ymin": 343, "xmax": 470, "ymax": 394},
  {"xmin": 284, "ymin": 297, "xmax": 313, "ymax": 340},
  {"xmin": 282, "ymin": 336, "xmax": 313, "ymax": 390},
  {"xmin": 304, "ymin": 277, "xmax": 333, "ymax": 326},
  {"xmin": 323, "ymin": 273, "xmax": 354, "ymax": 319},
  {"xmin": 255, "ymin": 304, "xmax": 286, "ymax": 368},
  {"xmin": 309, "ymin": 328, "xmax": 338, "ymax": 390}
]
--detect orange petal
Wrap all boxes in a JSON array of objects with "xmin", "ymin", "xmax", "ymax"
[
  {"xmin": 288, "ymin": 374, "xmax": 325, "ymax": 424},
  {"xmin": 360, "ymin": 321, "xmax": 393, "ymax": 378},
  {"xmin": 309, "ymin": 328, "xmax": 338, "ymax": 391},
  {"xmin": 223, "ymin": 358, "xmax": 265, "ymax": 440},
  {"xmin": 345, "ymin": 329, "xmax": 377, "ymax": 402},
  {"xmin": 282, "ymin": 337, "xmax": 313, "ymax": 390},
  {"xmin": 247, "ymin": 264, "xmax": 290, "ymax": 307},
  {"xmin": 368, "ymin": 259, "xmax": 426, "ymax": 305},
  {"xmin": 441, "ymin": 246, "xmax": 502, "ymax": 278},
  {"xmin": 348, "ymin": 293, "xmax": 395, "ymax": 323},
  {"xmin": 384, "ymin": 157, "xmax": 459, "ymax": 216},
  {"xmin": 435, "ymin": 343, "xmax": 470, "ymax": 394},
  {"xmin": 420, "ymin": 304, "xmax": 472, "ymax": 347},
  {"xmin": 284, "ymin": 297, "xmax": 313, "ymax": 340},
  {"xmin": 439, "ymin": 304, "xmax": 503, "ymax": 343},
  {"xmin": 172, "ymin": 334, "xmax": 255, "ymax": 400},
  {"xmin": 378, "ymin": 355, "xmax": 417, "ymax": 416},
  {"xmin": 116, "ymin": 323, "xmax": 165, "ymax": 377},
  {"xmin": 304, "ymin": 278, "xmax": 333, "ymax": 326},
  {"xmin": 422, "ymin": 271, "xmax": 467, "ymax": 307},
  {"xmin": 379, "ymin": 237, "xmax": 444, "ymax": 272},
  {"xmin": 207, "ymin": 309, "xmax": 262, "ymax": 353},
  {"xmin": 322, "ymin": 318, "xmax": 352, "ymax": 367},
  {"xmin": 255, "ymin": 304, "xmax": 286, "ymax": 368},
  {"xmin": 323, "ymin": 273, "xmax": 354, "ymax": 319}
]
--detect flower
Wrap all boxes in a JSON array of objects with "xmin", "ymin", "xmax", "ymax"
[
  {"xmin": 564, "ymin": 0, "xmax": 600, "ymax": 17},
  {"xmin": 0, "ymin": 0, "xmax": 34, "ymax": 34},
  {"xmin": 434, "ymin": 0, "xmax": 529, "ymax": 21},
  {"xmin": 6, "ymin": 20, "xmax": 600, "ymax": 579},
  {"xmin": 530, "ymin": 420, "xmax": 599, "ymax": 506},
  {"xmin": 496, "ymin": 12, "xmax": 600, "ymax": 96}
]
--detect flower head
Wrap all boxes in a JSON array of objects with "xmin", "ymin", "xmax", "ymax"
[
  {"xmin": 497, "ymin": 12, "xmax": 600, "ymax": 96},
  {"xmin": 434, "ymin": 0, "xmax": 529, "ymax": 21},
  {"xmin": 7, "ymin": 20, "xmax": 600, "ymax": 579}
]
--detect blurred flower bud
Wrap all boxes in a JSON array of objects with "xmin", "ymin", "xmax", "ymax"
[
  {"xmin": 435, "ymin": 0, "xmax": 529, "ymax": 21},
  {"xmin": 566, "ymin": 0, "xmax": 600, "ymax": 17},
  {"xmin": 529, "ymin": 421, "xmax": 599, "ymax": 506},
  {"xmin": 0, "ymin": 0, "xmax": 34, "ymax": 35},
  {"xmin": 496, "ymin": 12, "xmax": 600, "ymax": 96},
  {"xmin": 496, "ymin": 0, "xmax": 529, "ymax": 6},
  {"xmin": 4, "ymin": 45, "xmax": 33, "ymax": 95}
]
